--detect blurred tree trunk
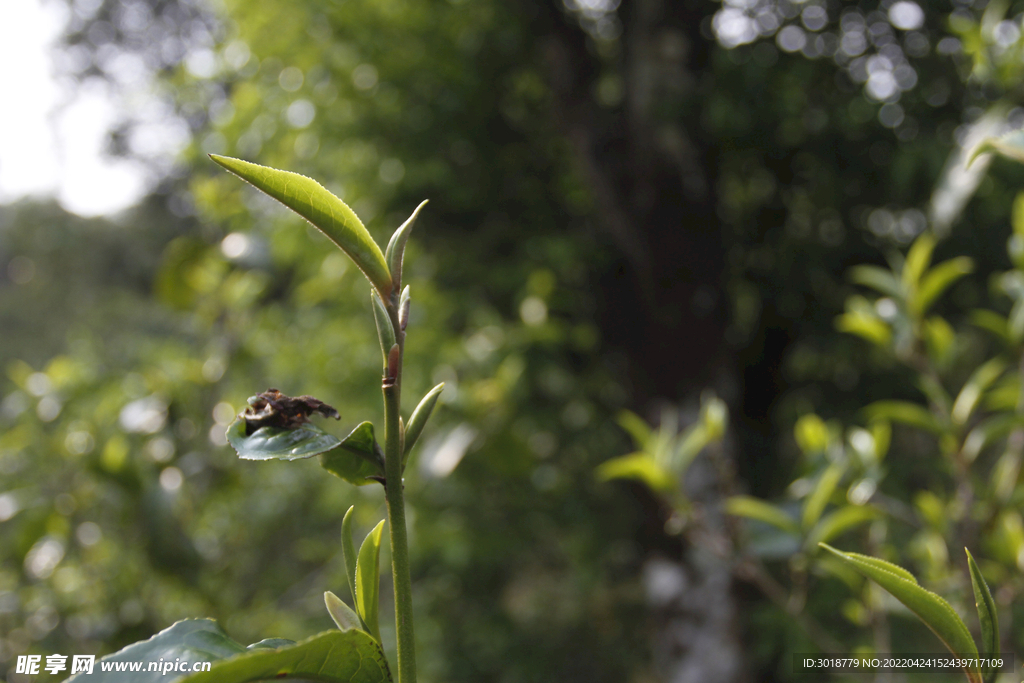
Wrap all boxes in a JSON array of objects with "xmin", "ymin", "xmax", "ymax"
[{"xmin": 541, "ymin": 1, "xmax": 747, "ymax": 680}]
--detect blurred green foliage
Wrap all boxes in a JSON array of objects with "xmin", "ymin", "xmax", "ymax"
[{"xmin": 7, "ymin": 0, "xmax": 1024, "ymax": 681}]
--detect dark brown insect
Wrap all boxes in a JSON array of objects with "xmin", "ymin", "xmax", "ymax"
[{"xmin": 241, "ymin": 388, "xmax": 340, "ymax": 435}]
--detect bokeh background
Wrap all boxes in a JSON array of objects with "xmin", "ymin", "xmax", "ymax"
[{"xmin": 3, "ymin": 0, "xmax": 1024, "ymax": 681}]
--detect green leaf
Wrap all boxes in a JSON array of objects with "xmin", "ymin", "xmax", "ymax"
[
  {"xmin": 903, "ymin": 233, "xmax": 936, "ymax": 294},
  {"xmin": 952, "ymin": 357, "xmax": 1007, "ymax": 425},
  {"xmin": 806, "ymin": 505, "xmax": 879, "ymax": 550},
  {"xmin": 226, "ymin": 418, "xmax": 341, "ymax": 461},
  {"xmin": 616, "ymin": 410, "xmax": 653, "ymax": 449},
  {"xmin": 863, "ymin": 400, "xmax": 945, "ymax": 434},
  {"xmin": 971, "ymin": 310, "xmax": 1011, "ymax": 343},
  {"xmin": 673, "ymin": 423, "xmax": 709, "ymax": 472},
  {"xmin": 819, "ymin": 544, "xmax": 981, "ymax": 683},
  {"xmin": 67, "ymin": 619, "xmax": 246, "ymax": 683},
  {"xmin": 596, "ymin": 453, "xmax": 676, "ymax": 494},
  {"xmin": 325, "ymin": 591, "xmax": 365, "ymax": 632},
  {"xmin": 963, "ymin": 414, "xmax": 1021, "ymax": 463},
  {"xmin": 802, "ymin": 461, "xmax": 846, "ymax": 531},
  {"xmin": 246, "ymin": 639, "xmax": 295, "ymax": 650},
  {"xmin": 917, "ymin": 257, "xmax": 974, "ymax": 314},
  {"xmin": 179, "ymin": 630, "xmax": 392, "ymax": 683},
  {"xmin": 355, "ymin": 520, "xmax": 386, "ymax": 642},
  {"xmin": 724, "ymin": 496, "xmax": 800, "ymax": 536},
  {"xmin": 403, "ymin": 382, "xmax": 445, "ymax": 467},
  {"xmin": 319, "ymin": 422, "xmax": 385, "ymax": 486},
  {"xmin": 966, "ymin": 549, "xmax": 999, "ymax": 683},
  {"xmin": 399, "ymin": 284, "xmax": 411, "ymax": 330},
  {"xmin": 342, "ymin": 505, "xmax": 358, "ymax": 600},
  {"xmin": 794, "ymin": 413, "xmax": 831, "ymax": 454},
  {"xmin": 835, "ymin": 311, "xmax": 892, "ymax": 347},
  {"xmin": 371, "ymin": 291, "xmax": 397, "ymax": 364},
  {"xmin": 384, "ymin": 199, "xmax": 428, "ymax": 291},
  {"xmin": 849, "ymin": 265, "xmax": 903, "ymax": 298},
  {"xmin": 209, "ymin": 155, "xmax": 393, "ymax": 298}
]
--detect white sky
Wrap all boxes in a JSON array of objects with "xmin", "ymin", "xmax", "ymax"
[{"xmin": 0, "ymin": 0, "xmax": 149, "ymax": 216}]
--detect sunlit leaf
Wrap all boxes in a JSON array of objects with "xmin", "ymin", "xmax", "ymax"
[
  {"xmin": 966, "ymin": 549, "xmax": 999, "ymax": 683},
  {"xmin": 794, "ymin": 413, "xmax": 831, "ymax": 455},
  {"xmin": 819, "ymin": 544, "xmax": 981, "ymax": 683},
  {"xmin": 836, "ymin": 311, "xmax": 892, "ymax": 347},
  {"xmin": 616, "ymin": 410, "xmax": 653, "ymax": 449},
  {"xmin": 355, "ymin": 520, "xmax": 386, "ymax": 642},
  {"xmin": 226, "ymin": 418, "xmax": 341, "ymax": 461},
  {"xmin": 319, "ymin": 422, "xmax": 385, "ymax": 486},
  {"xmin": 596, "ymin": 453, "xmax": 676, "ymax": 494},
  {"xmin": 209, "ymin": 155, "xmax": 393, "ymax": 298},
  {"xmin": 724, "ymin": 495, "xmax": 800, "ymax": 536}
]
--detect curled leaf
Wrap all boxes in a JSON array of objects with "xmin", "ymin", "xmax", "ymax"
[
  {"xmin": 319, "ymin": 422, "xmax": 385, "ymax": 486},
  {"xmin": 226, "ymin": 419, "xmax": 341, "ymax": 461}
]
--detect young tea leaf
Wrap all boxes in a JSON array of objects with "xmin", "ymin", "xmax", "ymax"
[
  {"xmin": 371, "ymin": 291, "xmax": 397, "ymax": 364},
  {"xmin": 384, "ymin": 199, "xmax": 428, "ymax": 291},
  {"xmin": 966, "ymin": 549, "xmax": 999, "ymax": 683},
  {"xmin": 209, "ymin": 155, "xmax": 393, "ymax": 298},
  {"xmin": 342, "ymin": 506, "xmax": 358, "ymax": 600},
  {"xmin": 355, "ymin": 520, "xmax": 386, "ymax": 642},
  {"xmin": 319, "ymin": 422, "xmax": 385, "ymax": 486},
  {"xmin": 325, "ymin": 591, "xmax": 365, "ymax": 632},
  {"xmin": 819, "ymin": 544, "xmax": 981, "ymax": 683},
  {"xmin": 403, "ymin": 382, "xmax": 445, "ymax": 467},
  {"xmin": 226, "ymin": 419, "xmax": 341, "ymax": 461}
]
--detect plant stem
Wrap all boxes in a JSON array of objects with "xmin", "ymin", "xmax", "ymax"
[{"xmin": 383, "ymin": 333, "xmax": 416, "ymax": 683}]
